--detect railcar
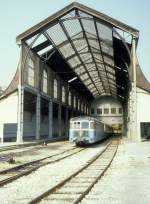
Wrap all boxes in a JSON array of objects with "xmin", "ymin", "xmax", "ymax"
[{"xmin": 69, "ymin": 116, "xmax": 113, "ymax": 145}]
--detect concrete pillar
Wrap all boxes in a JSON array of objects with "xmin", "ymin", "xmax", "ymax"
[
  {"xmin": 36, "ymin": 94, "xmax": 41, "ymax": 140},
  {"xmin": 48, "ymin": 100, "xmax": 53, "ymax": 139},
  {"xmin": 128, "ymin": 37, "xmax": 140, "ymax": 142},
  {"xmin": 17, "ymin": 85, "xmax": 24, "ymax": 143},
  {"xmin": 58, "ymin": 103, "xmax": 62, "ymax": 137},
  {"xmin": 65, "ymin": 107, "xmax": 69, "ymax": 137}
]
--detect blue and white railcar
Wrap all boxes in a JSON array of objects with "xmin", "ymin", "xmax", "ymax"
[{"xmin": 69, "ymin": 116, "xmax": 112, "ymax": 145}]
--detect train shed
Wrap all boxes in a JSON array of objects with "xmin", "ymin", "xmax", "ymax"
[{"xmin": 0, "ymin": 2, "xmax": 150, "ymax": 142}]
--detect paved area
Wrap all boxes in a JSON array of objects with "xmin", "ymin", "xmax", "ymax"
[{"xmin": 83, "ymin": 139, "xmax": 150, "ymax": 204}]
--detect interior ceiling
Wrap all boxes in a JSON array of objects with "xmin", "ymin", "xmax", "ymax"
[{"xmin": 23, "ymin": 5, "xmax": 137, "ymax": 102}]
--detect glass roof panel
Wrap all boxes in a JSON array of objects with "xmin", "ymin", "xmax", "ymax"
[
  {"xmin": 59, "ymin": 42, "xmax": 75, "ymax": 58},
  {"xmin": 104, "ymin": 56, "xmax": 114, "ymax": 66},
  {"xmin": 80, "ymin": 53, "xmax": 92, "ymax": 62},
  {"xmin": 68, "ymin": 56, "xmax": 81, "ymax": 67},
  {"xmin": 96, "ymin": 22, "xmax": 113, "ymax": 45},
  {"xmin": 80, "ymin": 73, "xmax": 89, "ymax": 80},
  {"xmin": 84, "ymin": 79, "xmax": 92, "ymax": 85},
  {"xmin": 85, "ymin": 64, "xmax": 96, "ymax": 70},
  {"xmin": 106, "ymin": 66, "xmax": 115, "ymax": 73},
  {"xmin": 47, "ymin": 24, "xmax": 67, "ymax": 46},
  {"xmin": 88, "ymin": 39, "xmax": 100, "ymax": 50},
  {"xmin": 63, "ymin": 19, "xmax": 82, "ymax": 38},
  {"xmin": 74, "ymin": 65, "xmax": 85, "ymax": 75},
  {"xmin": 73, "ymin": 39, "xmax": 88, "ymax": 52},
  {"xmin": 81, "ymin": 19, "xmax": 96, "ymax": 36}
]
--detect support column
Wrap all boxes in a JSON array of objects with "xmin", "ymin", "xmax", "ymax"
[
  {"xmin": 65, "ymin": 107, "xmax": 69, "ymax": 137},
  {"xmin": 130, "ymin": 37, "xmax": 139, "ymax": 142},
  {"xmin": 17, "ymin": 85, "xmax": 24, "ymax": 143},
  {"xmin": 58, "ymin": 103, "xmax": 62, "ymax": 137},
  {"xmin": 36, "ymin": 94, "xmax": 41, "ymax": 140},
  {"xmin": 48, "ymin": 100, "xmax": 53, "ymax": 139}
]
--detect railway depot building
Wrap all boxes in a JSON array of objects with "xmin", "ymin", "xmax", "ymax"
[{"xmin": 0, "ymin": 2, "xmax": 150, "ymax": 142}]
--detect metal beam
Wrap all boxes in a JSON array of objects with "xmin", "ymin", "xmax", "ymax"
[{"xmin": 32, "ymin": 40, "xmax": 51, "ymax": 52}]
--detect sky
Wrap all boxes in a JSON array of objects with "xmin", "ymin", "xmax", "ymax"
[{"xmin": 0, "ymin": 0, "xmax": 150, "ymax": 88}]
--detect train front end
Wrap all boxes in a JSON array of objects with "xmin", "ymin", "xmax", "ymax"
[{"xmin": 69, "ymin": 118, "xmax": 95, "ymax": 145}]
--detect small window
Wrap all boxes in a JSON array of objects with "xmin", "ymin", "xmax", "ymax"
[
  {"xmin": 68, "ymin": 91, "xmax": 71, "ymax": 106},
  {"xmin": 119, "ymin": 108, "xmax": 123, "ymax": 114},
  {"xmin": 97, "ymin": 108, "xmax": 102, "ymax": 115},
  {"xmin": 62, "ymin": 86, "xmax": 65, "ymax": 103},
  {"xmin": 82, "ymin": 122, "xmax": 89, "ymax": 129},
  {"xmin": 104, "ymin": 108, "xmax": 109, "ymax": 114},
  {"xmin": 54, "ymin": 79, "xmax": 58, "ymax": 99},
  {"xmin": 27, "ymin": 56, "xmax": 34, "ymax": 86},
  {"xmin": 91, "ymin": 108, "xmax": 94, "ymax": 114},
  {"xmin": 78, "ymin": 99, "xmax": 80, "ymax": 110},
  {"xmin": 42, "ymin": 69, "xmax": 47, "ymax": 93},
  {"xmin": 74, "ymin": 96, "xmax": 76, "ymax": 108},
  {"xmin": 111, "ymin": 108, "xmax": 116, "ymax": 114}
]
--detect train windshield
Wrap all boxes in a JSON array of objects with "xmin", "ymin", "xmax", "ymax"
[
  {"xmin": 81, "ymin": 122, "xmax": 89, "ymax": 129},
  {"xmin": 70, "ymin": 122, "xmax": 80, "ymax": 129}
]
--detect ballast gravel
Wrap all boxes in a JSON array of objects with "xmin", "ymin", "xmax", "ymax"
[
  {"xmin": 81, "ymin": 140, "xmax": 150, "ymax": 204},
  {"xmin": 0, "ymin": 141, "xmax": 73, "ymax": 171},
  {"xmin": 0, "ymin": 142, "xmax": 107, "ymax": 204}
]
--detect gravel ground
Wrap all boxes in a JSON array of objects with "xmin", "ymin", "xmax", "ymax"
[
  {"xmin": 0, "ymin": 141, "xmax": 73, "ymax": 171},
  {"xmin": 81, "ymin": 140, "xmax": 150, "ymax": 204},
  {"xmin": 0, "ymin": 142, "xmax": 107, "ymax": 204}
]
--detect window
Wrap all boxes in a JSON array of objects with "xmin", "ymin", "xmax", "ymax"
[
  {"xmin": 74, "ymin": 122, "xmax": 80, "ymax": 129},
  {"xmin": 119, "ymin": 108, "xmax": 123, "ymax": 114},
  {"xmin": 91, "ymin": 108, "xmax": 94, "ymax": 114},
  {"xmin": 42, "ymin": 69, "xmax": 47, "ymax": 93},
  {"xmin": 81, "ymin": 122, "xmax": 89, "ymax": 129},
  {"xmin": 54, "ymin": 79, "xmax": 58, "ymax": 99},
  {"xmin": 78, "ymin": 99, "xmax": 80, "ymax": 110},
  {"xmin": 97, "ymin": 108, "xmax": 102, "ymax": 115},
  {"xmin": 62, "ymin": 86, "xmax": 65, "ymax": 103},
  {"xmin": 74, "ymin": 96, "xmax": 76, "ymax": 108},
  {"xmin": 111, "ymin": 108, "xmax": 116, "ymax": 114},
  {"xmin": 68, "ymin": 91, "xmax": 71, "ymax": 106},
  {"xmin": 27, "ymin": 56, "xmax": 34, "ymax": 86},
  {"xmin": 104, "ymin": 108, "xmax": 109, "ymax": 114}
]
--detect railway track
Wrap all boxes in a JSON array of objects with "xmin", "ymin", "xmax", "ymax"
[
  {"xmin": 29, "ymin": 139, "xmax": 119, "ymax": 204},
  {"xmin": 0, "ymin": 138, "xmax": 67, "ymax": 153},
  {"xmin": 0, "ymin": 146, "xmax": 85, "ymax": 187}
]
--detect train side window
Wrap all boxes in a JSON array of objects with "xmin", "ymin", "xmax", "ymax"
[
  {"xmin": 104, "ymin": 108, "xmax": 109, "ymax": 114},
  {"xmin": 74, "ymin": 122, "xmax": 80, "ymax": 129},
  {"xmin": 111, "ymin": 108, "xmax": 116, "ymax": 114},
  {"xmin": 97, "ymin": 108, "xmax": 102, "ymax": 115},
  {"xmin": 82, "ymin": 122, "xmax": 89, "ymax": 129}
]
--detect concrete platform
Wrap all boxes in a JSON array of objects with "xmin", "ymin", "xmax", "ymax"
[{"xmin": 86, "ymin": 139, "xmax": 150, "ymax": 204}]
